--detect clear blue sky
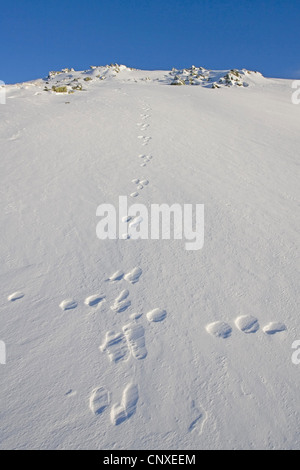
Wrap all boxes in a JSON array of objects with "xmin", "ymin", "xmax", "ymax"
[{"xmin": 1, "ymin": 0, "xmax": 299, "ymax": 84}]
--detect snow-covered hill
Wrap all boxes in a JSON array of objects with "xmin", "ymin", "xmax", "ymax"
[{"xmin": 0, "ymin": 65, "xmax": 299, "ymax": 450}]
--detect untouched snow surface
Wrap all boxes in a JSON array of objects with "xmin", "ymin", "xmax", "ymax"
[{"xmin": 0, "ymin": 65, "xmax": 299, "ymax": 450}]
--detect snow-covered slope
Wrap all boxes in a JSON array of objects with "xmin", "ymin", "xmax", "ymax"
[{"xmin": 0, "ymin": 65, "xmax": 299, "ymax": 450}]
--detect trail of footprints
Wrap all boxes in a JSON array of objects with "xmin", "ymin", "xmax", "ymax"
[
  {"xmin": 52, "ymin": 256, "xmax": 166, "ymax": 425},
  {"xmin": 206, "ymin": 315, "xmax": 287, "ymax": 339},
  {"xmin": 92, "ymin": 267, "xmax": 167, "ymax": 425},
  {"xmin": 90, "ymin": 103, "xmax": 163, "ymax": 425},
  {"xmin": 129, "ymin": 177, "xmax": 149, "ymax": 199},
  {"xmin": 139, "ymin": 154, "xmax": 153, "ymax": 168},
  {"xmin": 8, "ymin": 285, "xmax": 287, "ymax": 427},
  {"xmin": 137, "ymin": 105, "xmax": 153, "ymax": 168},
  {"xmin": 129, "ymin": 104, "xmax": 152, "ymax": 198},
  {"xmin": 9, "ymin": 102, "xmax": 288, "ymax": 432},
  {"xmin": 188, "ymin": 400, "xmax": 208, "ymax": 434},
  {"xmin": 110, "ymin": 289, "xmax": 131, "ymax": 313},
  {"xmin": 57, "ymin": 267, "xmax": 143, "ymax": 311},
  {"xmin": 110, "ymin": 383, "xmax": 139, "ymax": 425}
]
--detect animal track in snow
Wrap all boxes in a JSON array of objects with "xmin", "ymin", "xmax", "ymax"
[
  {"xmin": 146, "ymin": 308, "xmax": 167, "ymax": 323},
  {"xmin": 137, "ymin": 122, "xmax": 150, "ymax": 129},
  {"xmin": 84, "ymin": 294, "xmax": 106, "ymax": 307},
  {"xmin": 206, "ymin": 321, "xmax": 232, "ymax": 339},
  {"xmin": 59, "ymin": 299, "xmax": 78, "ymax": 310},
  {"xmin": 123, "ymin": 322, "xmax": 147, "ymax": 360},
  {"xmin": 111, "ymin": 290, "xmax": 131, "ymax": 313},
  {"xmin": 8, "ymin": 292, "xmax": 24, "ymax": 301},
  {"xmin": 138, "ymin": 135, "xmax": 151, "ymax": 144},
  {"xmin": 138, "ymin": 136, "xmax": 151, "ymax": 145},
  {"xmin": 131, "ymin": 178, "xmax": 145, "ymax": 190},
  {"xmin": 122, "ymin": 215, "xmax": 132, "ymax": 223},
  {"xmin": 100, "ymin": 331, "xmax": 129, "ymax": 363},
  {"xmin": 263, "ymin": 322, "xmax": 287, "ymax": 335},
  {"xmin": 115, "ymin": 289, "xmax": 129, "ymax": 302},
  {"xmin": 142, "ymin": 155, "xmax": 152, "ymax": 161},
  {"xmin": 130, "ymin": 312, "xmax": 143, "ymax": 320},
  {"xmin": 108, "ymin": 270, "xmax": 124, "ymax": 282},
  {"xmin": 188, "ymin": 401, "xmax": 207, "ymax": 434},
  {"xmin": 110, "ymin": 300, "xmax": 131, "ymax": 313},
  {"xmin": 65, "ymin": 389, "xmax": 77, "ymax": 397},
  {"xmin": 129, "ymin": 215, "xmax": 143, "ymax": 228},
  {"xmin": 131, "ymin": 178, "xmax": 149, "ymax": 190},
  {"xmin": 89, "ymin": 386, "xmax": 110, "ymax": 415},
  {"xmin": 107, "ymin": 268, "xmax": 142, "ymax": 284},
  {"xmin": 124, "ymin": 267, "xmax": 142, "ymax": 284},
  {"xmin": 138, "ymin": 154, "xmax": 153, "ymax": 167},
  {"xmin": 111, "ymin": 383, "xmax": 139, "ymax": 425},
  {"xmin": 235, "ymin": 315, "xmax": 259, "ymax": 334},
  {"xmin": 207, "ymin": 317, "xmax": 287, "ymax": 339},
  {"xmin": 101, "ymin": 318, "xmax": 148, "ymax": 365}
]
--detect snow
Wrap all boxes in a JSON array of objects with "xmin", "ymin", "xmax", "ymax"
[
  {"xmin": 146, "ymin": 308, "xmax": 167, "ymax": 323},
  {"xmin": 0, "ymin": 64, "xmax": 299, "ymax": 449}
]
